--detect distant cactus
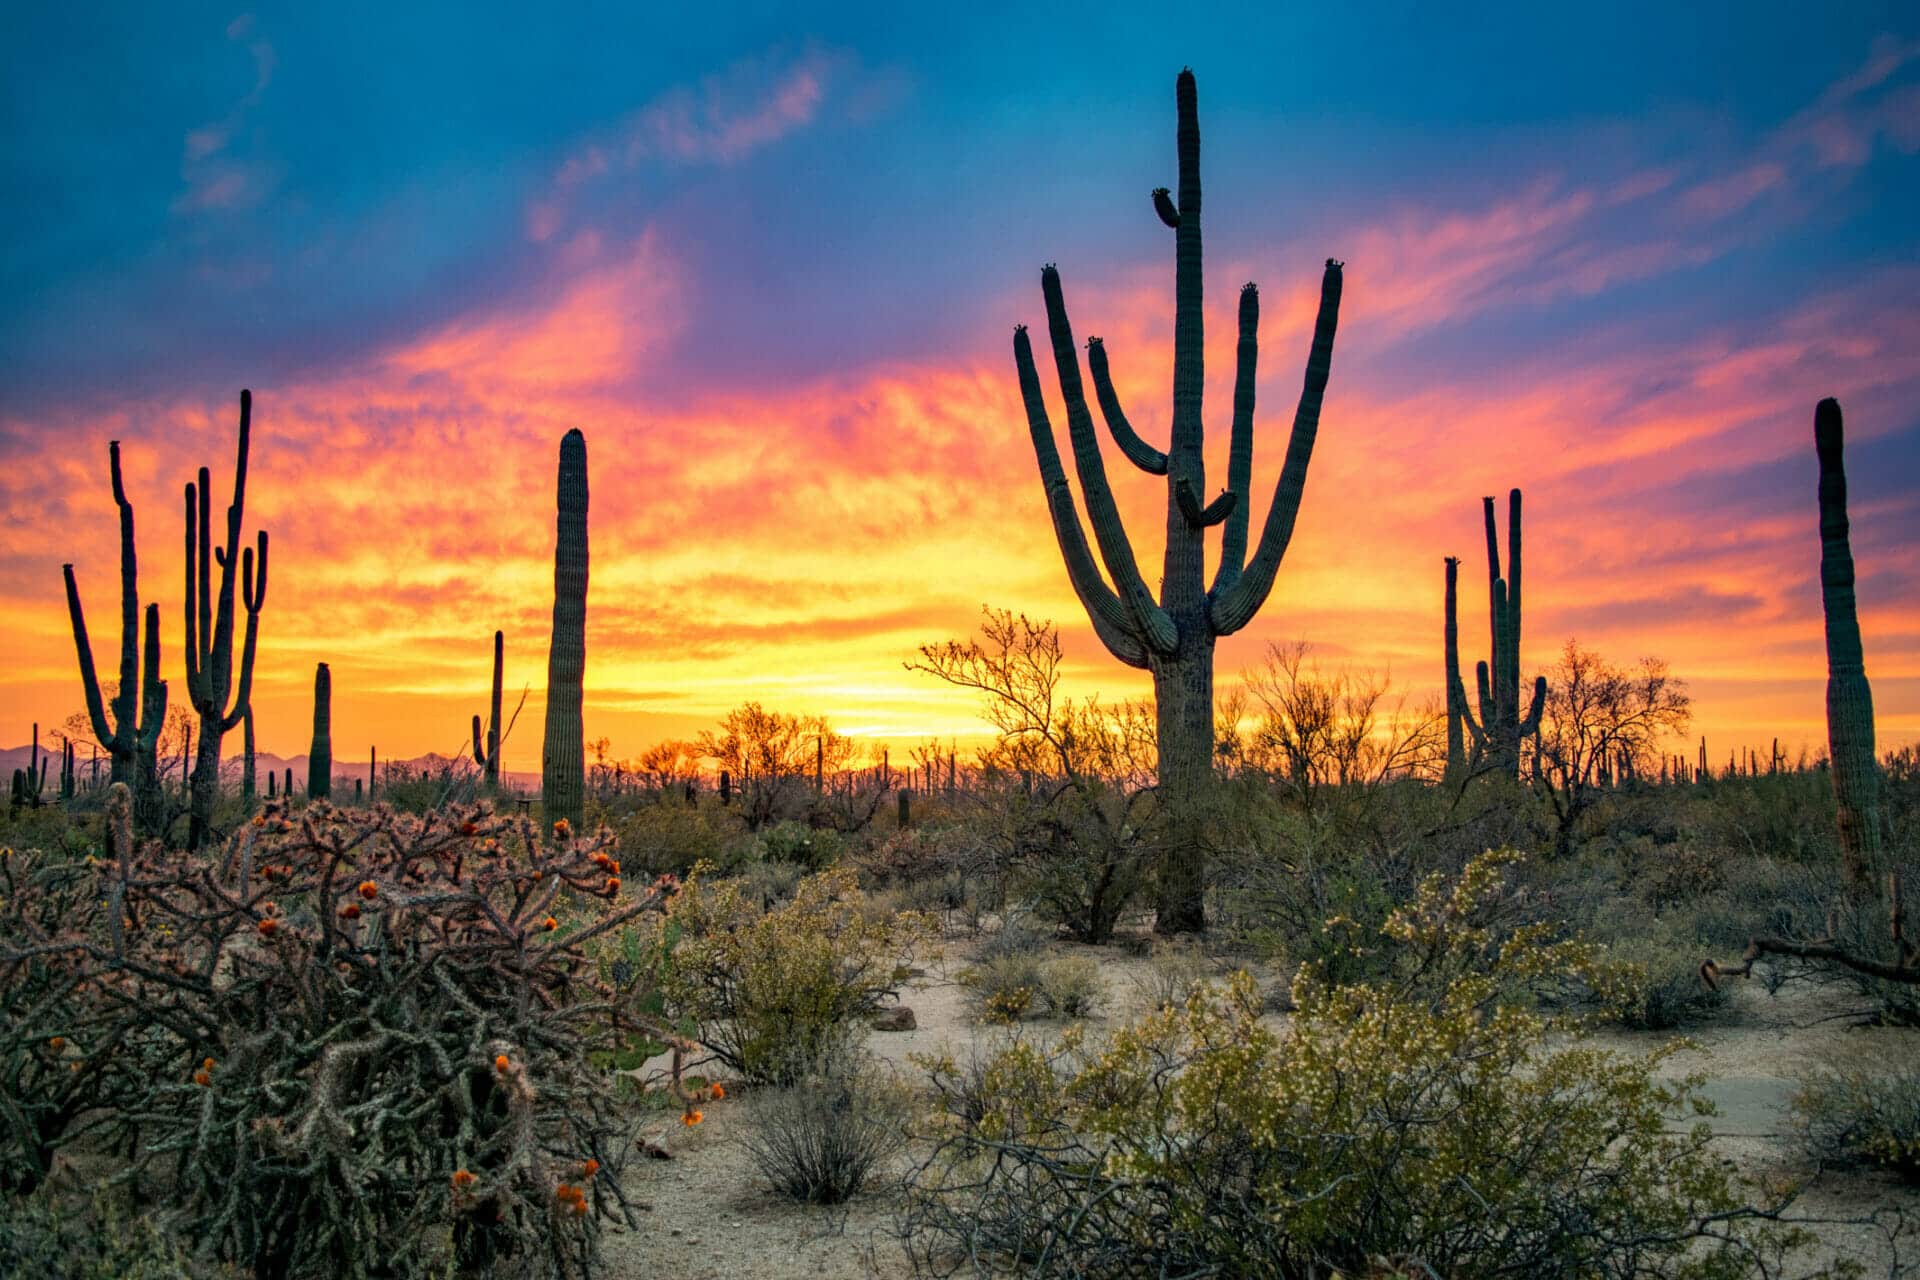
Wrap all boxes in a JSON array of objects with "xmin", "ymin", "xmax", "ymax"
[
  {"xmin": 472, "ymin": 629, "xmax": 504, "ymax": 785},
  {"xmin": 10, "ymin": 724, "xmax": 48, "ymax": 809},
  {"xmin": 1814, "ymin": 398, "xmax": 1882, "ymax": 886},
  {"xmin": 541, "ymin": 430, "xmax": 589, "ymax": 831},
  {"xmin": 63, "ymin": 440, "xmax": 168, "ymax": 827},
  {"xmin": 309, "ymin": 662, "xmax": 332, "ymax": 799},
  {"xmin": 1449, "ymin": 491, "xmax": 1545, "ymax": 780},
  {"xmin": 1014, "ymin": 68, "xmax": 1344, "ymax": 932},
  {"xmin": 59, "ymin": 735, "xmax": 75, "ymax": 801},
  {"xmin": 183, "ymin": 390, "xmax": 269, "ymax": 849},
  {"xmin": 1443, "ymin": 557, "xmax": 1468, "ymax": 781}
]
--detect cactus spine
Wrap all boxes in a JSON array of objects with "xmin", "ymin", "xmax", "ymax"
[
  {"xmin": 184, "ymin": 390, "xmax": 269, "ymax": 848},
  {"xmin": 309, "ymin": 662, "xmax": 332, "ymax": 799},
  {"xmin": 63, "ymin": 440, "xmax": 169, "ymax": 827},
  {"xmin": 1016, "ymin": 69, "xmax": 1344, "ymax": 933},
  {"xmin": 541, "ymin": 430, "xmax": 589, "ymax": 831},
  {"xmin": 1453, "ymin": 490, "xmax": 1545, "ymax": 780},
  {"xmin": 1814, "ymin": 398, "xmax": 1882, "ymax": 885},
  {"xmin": 472, "ymin": 629, "xmax": 504, "ymax": 785}
]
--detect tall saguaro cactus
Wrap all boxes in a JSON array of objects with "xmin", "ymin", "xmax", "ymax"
[
  {"xmin": 309, "ymin": 662, "xmax": 332, "ymax": 799},
  {"xmin": 472, "ymin": 629, "xmax": 504, "ymax": 786},
  {"xmin": 542, "ymin": 430, "xmax": 589, "ymax": 831},
  {"xmin": 1814, "ymin": 398, "xmax": 1882, "ymax": 886},
  {"xmin": 1451, "ymin": 490, "xmax": 1545, "ymax": 780},
  {"xmin": 63, "ymin": 440, "xmax": 169, "ymax": 829},
  {"xmin": 1016, "ymin": 69, "xmax": 1344, "ymax": 932},
  {"xmin": 1443, "ymin": 557, "xmax": 1470, "ymax": 781},
  {"xmin": 184, "ymin": 390, "xmax": 269, "ymax": 848}
]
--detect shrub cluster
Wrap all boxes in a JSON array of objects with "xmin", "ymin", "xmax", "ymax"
[
  {"xmin": 0, "ymin": 787, "xmax": 677, "ymax": 1279},
  {"xmin": 904, "ymin": 851, "xmax": 1824, "ymax": 1279}
]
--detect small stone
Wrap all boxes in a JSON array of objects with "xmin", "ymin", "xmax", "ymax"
[{"xmin": 869, "ymin": 1005, "xmax": 917, "ymax": 1032}]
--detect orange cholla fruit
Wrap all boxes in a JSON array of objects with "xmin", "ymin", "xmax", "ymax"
[
  {"xmin": 48, "ymin": 1037, "xmax": 64, "ymax": 1051},
  {"xmin": 461, "ymin": 821, "xmax": 479, "ymax": 836},
  {"xmin": 555, "ymin": 1182, "xmax": 585, "ymax": 1204},
  {"xmin": 605, "ymin": 877, "xmax": 620, "ymax": 894},
  {"xmin": 257, "ymin": 918, "xmax": 279, "ymax": 937},
  {"xmin": 553, "ymin": 819, "xmax": 572, "ymax": 839},
  {"xmin": 682, "ymin": 1109, "xmax": 703, "ymax": 1127},
  {"xmin": 193, "ymin": 1069, "xmax": 211, "ymax": 1087},
  {"xmin": 544, "ymin": 916, "xmax": 558, "ymax": 931},
  {"xmin": 340, "ymin": 903, "xmax": 361, "ymax": 920},
  {"xmin": 710, "ymin": 1084, "xmax": 726, "ymax": 1100},
  {"xmin": 591, "ymin": 852, "xmax": 610, "ymax": 867},
  {"xmin": 581, "ymin": 1158, "xmax": 600, "ymax": 1178},
  {"xmin": 494, "ymin": 1054, "xmax": 512, "ymax": 1074},
  {"xmin": 452, "ymin": 1169, "xmax": 477, "ymax": 1189},
  {"xmin": 358, "ymin": 880, "xmax": 378, "ymax": 899}
]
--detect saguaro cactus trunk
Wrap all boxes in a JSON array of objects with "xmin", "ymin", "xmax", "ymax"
[
  {"xmin": 1015, "ymin": 69, "xmax": 1344, "ymax": 932},
  {"xmin": 542, "ymin": 430, "xmax": 589, "ymax": 831},
  {"xmin": 184, "ymin": 390, "xmax": 269, "ymax": 848},
  {"xmin": 1443, "ymin": 556, "xmax": 1469, "ymax": 781},
  {"xmin": 63, "ymin": 441, "xmax": 169, "ymax": 826},
  {"xmin": 242, "ymin": 705, "xmax": 256, "ymax": 804},
  {"xmin": 309, "ymin": 662, "xmax": 332, "ymax": 800},
  {"xmin": 472, "ymin": 629, "xmax": 504, "ymax": 786},
  {"xmin": 1814, "ymin": 398, "xmax": 1882, "ymax": 886}
]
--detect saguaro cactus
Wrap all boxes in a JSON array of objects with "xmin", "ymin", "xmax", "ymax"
[
  {"xmin": 1443, "ymin": 557, "xmax": 1469, "ymax": 781},
  {"xmin": 1017, "ymin": 69, "xmax": 1344, "ymax": 932},
  {"xmin": 63, "ymin": 441, "xmax": 169, "ymax": 820},
  {"xmin": 1815, "ymin": 398, "xmax": 1882, "ymax": 886},
  {"xmin": 10, "ymin": 724, "xmax": 47, "ymax": 809},
  {"xmin": 472, "ymin": 629, "xmax": 504, "ymax": 786},
  {"xmin": 541, "ymin": 430, "xmax": 589, "ymax": 831},
  {"xmin": 242, "ymin": 705, "xmax": 256, "ymax": 803},
  {"xmin": 1451, "ymin": 490, "xmax": 1545, "ymax": 780},
  {"xmin": 309, "ymin": 662, "xmax": 332, "ymax": 799},
  {"xmin": 184, "ymin": 390, "xmax": 269, "ymax": 848}
]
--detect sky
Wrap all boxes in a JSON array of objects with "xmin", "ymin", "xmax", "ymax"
[{"xmin": 2, "ymin": 3, "xmax": 1917, "ymax": 771}]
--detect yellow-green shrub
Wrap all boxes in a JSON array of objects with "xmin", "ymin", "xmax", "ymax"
[
  {"xmin": 906, "ymin": 851, "xmax": 1821, "ymax": 1279},
  {"xmin": 661, "ymin": 867, "xmax": 934, "ymax": 1082}
]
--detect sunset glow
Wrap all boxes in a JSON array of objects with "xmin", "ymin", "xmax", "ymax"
[{"xmin": 4, "ymin": 9, "xmax": 1917, "ymax": 770}]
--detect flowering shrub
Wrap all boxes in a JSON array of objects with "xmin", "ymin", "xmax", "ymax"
[
  {"xmin": 661, "ymin": 866, "xmax": 935, "ymax": 1082},
  {"xmin": 0, "ymin": 790, "xmax": 677, "ymax": 1280},
  {"xmin": 905, "ymin": 851, "xmax": 1827, "ymax": 1279}
]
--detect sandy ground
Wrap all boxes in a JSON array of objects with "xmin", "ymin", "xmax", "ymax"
[{"xmin": 601, "ymin": 930, "xmax": 1920, "ymax": 1278}]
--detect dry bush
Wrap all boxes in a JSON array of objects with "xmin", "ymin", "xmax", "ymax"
[
  {"xmin": 1794, "ymin": 1063, "xmax": 1920, "ymax": 1182},
  {"xmin": 741, "ymin": 1045, "xmax": 910, "ymax": 1205}
]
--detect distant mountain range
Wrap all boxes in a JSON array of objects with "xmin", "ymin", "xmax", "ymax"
[{"xmin": 0, "ymin": 744, "xmax": 539, "ymax": 794}]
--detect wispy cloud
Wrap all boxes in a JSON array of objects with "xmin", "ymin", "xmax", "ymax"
[{"xmin": 173, "ymin": 14, "xmax": 278, "ymax": 215}]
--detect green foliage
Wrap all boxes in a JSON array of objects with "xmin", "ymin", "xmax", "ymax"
[
  {"xmin": 1793, "ymin": 1063, "xmax": 1920, "ymax": 1182},
  {"xmin": 606, "ymin": 799, "xmax": 752, "ymax": 878},
  {"xmin": 660, "ymin": 867, "xmax": 934, "ymax": 1083},
  {"xmin": 906, "ymin": 851, "xmax": 1823, "ymax": 1279},
  {"xmin": 757, "ymin": 818, "xmax": 845, "ymax": 869},
  {"xmin": 962, "ymin": 951, "xmax": 1103, "ymax": 1024},
  {"xmin": 0, "ymin": 1191, "xmax": 233, "ymax": 1280}
]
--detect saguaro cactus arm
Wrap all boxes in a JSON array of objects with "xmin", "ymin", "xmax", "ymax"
[
  {"xmin": 1039, "ymin": 265, "xmax": 1178, "ymax": 653},
  {"xmin": 1084, "ymin": 337, "xmax": 1169, "ymax": 475},
  {"xmin": 1214, "ymin": 282, "xmax": 1261, "ymax": 589},
  {"xmin": 1173, "ymin": 478, "xmax": 1235, "ymax": 528},
  {"xmin": 1210, "ymin": 259, "xmax": 1344, "ymax": 635},
  {"xmin": 63, "ymin": 565, "xmax": 116, "ymax": 749},
  {"xmin": 1015, "ymin": 325, "xmax": 1151, "ymax": 669}
]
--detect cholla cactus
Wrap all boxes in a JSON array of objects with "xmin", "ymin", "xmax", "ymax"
[{"xmin": 0, "ymin": 798, "xmax": 678, "ymax": 1278}]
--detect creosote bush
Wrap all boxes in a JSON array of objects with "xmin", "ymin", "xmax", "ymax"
[
  {"xmin": 1794, "ymin": 1063, "xmax": 1920, "ymax": 1182},
  {"xmin": 904, "ymin": 851, "xmax": 1831, "ymax": 1280},
  {"xmin": 962, "ymin": 951, "xmax": 1103, "ymax": 1024},
  {"xmin": 0, "ymin": 790, "xmax": 678, "ymax": 1280},
  {"xmin": 661, "ymin": 866, "xmax": 935, "ymax": 1083}
]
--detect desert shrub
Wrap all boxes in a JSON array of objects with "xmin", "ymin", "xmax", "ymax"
[
  {"xmin": 0, "ymin": 789, "xmax": 676, "ymax": 1280},
  {"xmin": 758, "ymin": 818, "xmax": 845, "ymax": 869},
  {"xmin": 661, "ymin": 866, "xmax": 935, "ymax": 1083},
  {"xmin": 962, "ymin": 952, "xmax": 1105, "ymax": 1025},
  {"xmin": 974, "ymin": 909, "xmax": 1053, "ymax": 962},
  {"xmin": 999, "ymin": 782, "xmax": 1153, "ymax": 944},
  {"xmin": 1793, "ymin": 1064, "xmax": 1920, "ymax": 1182},
  {"xmin": 904, "ymin": 851, "xmax": 1820, "ymax": 1279},
  {"xmin": 1637, "ymin": 838, "xmax": 1726, "ymax": 910},
  {"xmin": 1207, "ymin": 833, "xmax": 1403, "ymax": 987},
  {"xmin": 608, "ymin": 799, "xmax": 752, "ymax": 878},
  {"xmin": 741, "ymin": 1044, "xmax": 910, "ymax": 1204},
  {"xmin": 1605, "ymin": 931, "xmax": 1731, "ymax": 1030},
  {"xmin": 0, "ymin": 1190, "xmax": 231, "ymax": 1280},
  {"xmin": 1131, "ymin": 941, "xmax": 1215, "ymax": 1012},
  {"xmin": 731, "ymin": 856, "xmax": 806, "ymax": 909}
]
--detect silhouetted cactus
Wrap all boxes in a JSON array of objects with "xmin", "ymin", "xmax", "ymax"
[
  {"xmin": 9, "ymin": 724, "xmax": 48, "ymax": 810},
  {"xmin": 242, "ymin": 705, "xmax": 256, "ymax": 803},
  {"xmin": 542, "ymin": 430, "xmax": 589, "ymax": 831},
  {"xmin": 473, "ymin": 629, "xmax": 504, "ymax": 785},
  {"xmin": 181, "ymin": 390, "xmax": 269, "ymax": 848},
  {"xmin": 309, "ymin": 662, "xmax": 332, "ymax": 799},
  {"xmin": 59, "ymin": 735, "xmax": 74, "ymax": 801},
  {"xmin": 1815, "ymin": 398, "xmax": 1882, "ymax": 886},
  {"xmin": 1016, "ymin": 69, "xmax": 1344, "ymax": 932},
  {"xmin": 1451, "ymin": 490, "xmax": 1545, "ymax": 780},
  {"xmin": 1443, "ymin": 557, "xmax": 1468, "ymax": 781},
  {"xmin": 63, "ymin": 440, "xmax": 168, "ymax": 827}
]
